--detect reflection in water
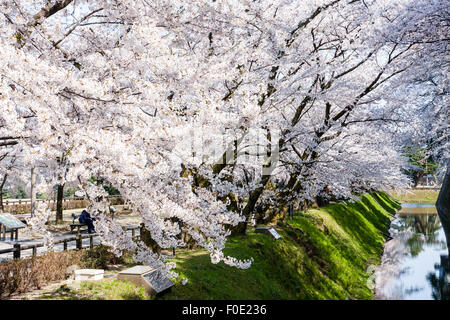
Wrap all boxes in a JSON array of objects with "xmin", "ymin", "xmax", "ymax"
[
  {"xmin": 401, "ymin": 215, "xmax": 446, "ymax": 256},
  {"xmin": 375, "ymin": 204, "xmax": 449, "ymax": 300},
  {"xmin": 427, "ymin": 256, "xmax": 450, "ymax": 300}
]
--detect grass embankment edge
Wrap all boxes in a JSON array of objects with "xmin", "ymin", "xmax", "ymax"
[{"xmin": 158, "ymin": 191, "xmax": 400, "ymax": 300}]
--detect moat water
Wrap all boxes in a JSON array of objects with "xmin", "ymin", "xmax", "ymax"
[{"xmin": 375, "ymin": 203, "xmax": 449, "ymax": 300}]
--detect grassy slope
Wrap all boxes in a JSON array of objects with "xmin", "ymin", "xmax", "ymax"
[{"xmin": 158, "ymin": 191, "xmax": 401, "ymax": 300}]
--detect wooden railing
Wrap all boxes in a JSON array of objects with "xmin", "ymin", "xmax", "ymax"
[
  {"xmin": 0, "ymin": 225, "xmax": 140, "ymax": 260},
  {"xmin": 3, "ymin": 195, "xmax": 122, "ymax": 206},
  {"xmin": 2, "ymin": 195, "xmax": 124, "ymax": 215}
]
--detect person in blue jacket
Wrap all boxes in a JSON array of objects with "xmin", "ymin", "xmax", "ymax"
[{"xmin": 79, "ymin": 210, "xmax": 96, "ymax": 233}]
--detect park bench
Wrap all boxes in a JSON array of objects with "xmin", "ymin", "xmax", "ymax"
[
  {"xmin": 69, "ymin": 223, "xmax": 88, "ymax": 235},
  {"xmin": 69, "ymin": 213, "xmax": 88, "ymax": 235},
  {"xmin": 0, "ymin": 213, "xmax": 27, "ymax": 241}
]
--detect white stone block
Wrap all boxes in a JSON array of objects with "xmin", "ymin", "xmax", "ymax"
[
  {"xmin": 74, "ymin": 269, "xmax": 104, "ymax": 281},
  {"xmin": 118, "ymin": 265, "xmax": 155, "ymax": 275}
]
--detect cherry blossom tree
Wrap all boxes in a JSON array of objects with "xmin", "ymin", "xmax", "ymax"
[
  {"xmin": 377, "ymin": 0, "xmax": 449, "ymax": 254},
  {"xmin": 0, "ymin": 0, "xmax": 448, "ymax": 276}
]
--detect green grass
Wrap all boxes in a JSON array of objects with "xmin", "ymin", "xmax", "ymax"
[
  {"xmin": 36, "ymin": 279, "xmax": 151, "ymax": 300},
  {"xmin": 370, "ymin": 191, "xmax": 402, "ymax": 214},
  {"xmin": 157, "ymin": 192, "xmax": 398, "ymax": 300},
  {"xmin": 34, "ymin": 192, "xmax": 398, "ymax": 300},
  {"xmin": 388, "ymin": 189, "xmax": 439, "ymax": 204}
]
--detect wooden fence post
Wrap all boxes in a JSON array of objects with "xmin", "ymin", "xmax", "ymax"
[
  {"xmin": 63, "ymin": 240, "xmax": 67, "ymax": 251},
  {"xmin": 32, "ymin": 246, "xmax": 37, "ymax": 257},
  {"xmin": 76, "ymin": 234, "xmax": 82, "ymax": 250},
  {"xmin": 13, "ymin": 243, "xmax": 21, "ymax": 259},
  {"xmin": 89, "ymin": 235, "xmax": 94, "ymax": 249}
]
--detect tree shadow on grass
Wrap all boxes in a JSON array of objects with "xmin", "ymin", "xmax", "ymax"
[
  {"xmin": 359, "ymin": 196, "xmax": 392, "ymax": 230},
  {"xmin": 36, "ymin": 285, "xmax": 87, "ymax": 300},
  {"xmin": 322, "ymin": 202, "xmax": 383, "ymax": 256},
  {"xmin": 371, "ymin": 191, "xmax": 401, "ymax": 214}
]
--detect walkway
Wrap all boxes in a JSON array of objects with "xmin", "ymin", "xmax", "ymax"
[{"xmin": 0, "ymin": 208, "xmax": 143, "ymax": 262}]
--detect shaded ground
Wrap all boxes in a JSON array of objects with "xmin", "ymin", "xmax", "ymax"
[{"xmin": 8, "ymin": 265, "xmax": 150, "ymax": 300}]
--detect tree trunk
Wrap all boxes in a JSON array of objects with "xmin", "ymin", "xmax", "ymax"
[
  {"xmin": 139, "ymin": 223, "xmax": 162, "ymax": 254},
  {"xmin": 414, "ymin": 169, "xmax": 424, "ymax": 187},
  {"xmin": 0, "ymin": 173, "xmax": 7, "ymax": 213},
  {"xmin": 56, "ymin": 183, "xmax": 64, "ymax": 223},
  {"xmin": 30, "ymin": 167, "xmax": 36, "ymax": 217},
  {"xmin": 231, "ymin": 174, "xmax": 273, "ymax": 236},
  {"xmin": 436, "ymin": 166, "xmax": 450, "ymax": 256}
]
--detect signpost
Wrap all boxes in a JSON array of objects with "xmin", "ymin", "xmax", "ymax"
[
  {"xmin": 0, "ymin": 213, "xmax": 26, "ymax": 241},
  {"xmin": 142, "ymin": 269, "xmax": 175, "ymax": 294},
  {"xmin": 117, "ymin": 265, "xmax": 174, "ymax": 296},
  {"xmin": 255, "ymin": 226, "xmax": 282, "ymax": 240},
  {"xmin": 268, "ymin": 228, "xmax": 281, "ymax": 240}
]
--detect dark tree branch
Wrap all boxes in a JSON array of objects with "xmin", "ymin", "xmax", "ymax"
[{"xmin": 29, "ymin": 0, "xmax": 74, "ymax": 27}]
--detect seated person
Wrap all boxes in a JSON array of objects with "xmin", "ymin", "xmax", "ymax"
[{"xmin": 79, "ymin": 210, "xmax": 96, "ymax": 233}]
